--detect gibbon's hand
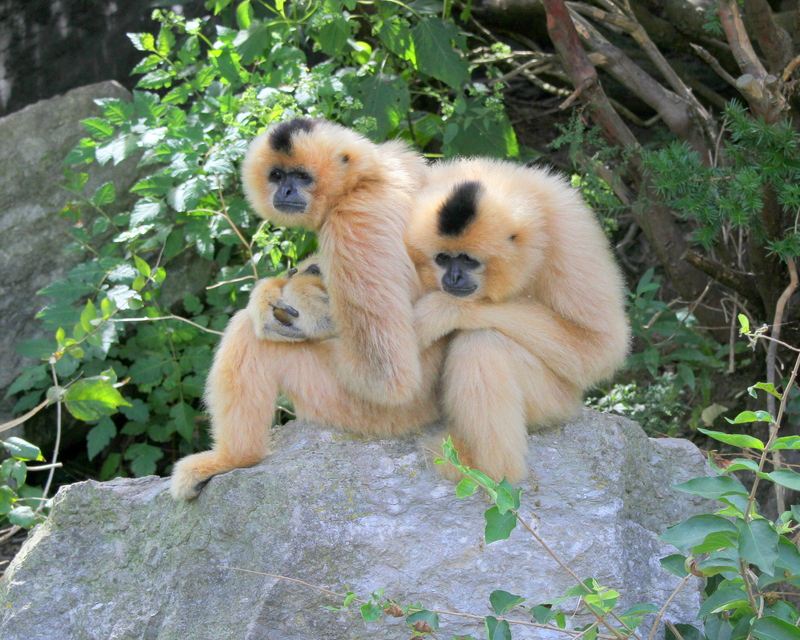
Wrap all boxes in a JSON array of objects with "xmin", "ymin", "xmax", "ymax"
[
  {"xmin": 413, "ymin": 290, "xmax": 481, "ymax": 349},
  {"xmin": 247, "ymin": 267, "xmax": 336, "ymax": 343}
]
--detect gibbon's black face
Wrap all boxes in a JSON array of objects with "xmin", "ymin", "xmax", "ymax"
[
  {"xmin": 435, "ymin": 252, "xmax": 481, "ymax": 297},
  {"xmin": 268, "ymin": 166, "xmax": 314, "ymax": 214}
]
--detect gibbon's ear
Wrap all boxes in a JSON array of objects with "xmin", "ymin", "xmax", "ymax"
[{"xmin": 241, "ymin": 118, "xmax": 385, "ymax": 231}]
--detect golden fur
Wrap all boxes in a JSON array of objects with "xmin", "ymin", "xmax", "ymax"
[
  {"xmin": 170, "ymin": 119, "xmax": 444, "ymax": 500},
  {"xmin": 406, "ymin": 158, "xmax": 630, "ymax": 483}
]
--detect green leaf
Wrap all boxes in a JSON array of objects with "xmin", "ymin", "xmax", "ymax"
[
  {"xmin": 456, "ymin": 477, "xmax": 478, "ymax": 498},
  {"xmin": 699, "ymin": 428, "xmax": 765, "ymax": 450},
  {"xmin": 749, "ymin": 382, "xmax": 782, "ymax": 400},
  {"xmin": 693, "ymin": 531, "xmax": 738, "ymax": 554},
  {"xmin": 484, "ymin": 616, "xmax": 512, "ymax": 640},
  {"xmin": 8, "ymin": 505, "xmax": 38, "ymax": 528},
  {"xmin": 660, "ymin": 554, "xmax": 689, "ymax": 578},
  {"xmin": 406, "ymin": 609, "xmax": 439, "ymax": 631},
  {"xmin": 484, "ymin": 506, "xmax": 517, "ymax": 544},
  {"xmin": 6, "ymin": 365, "xmax": 48, "ymax": 396},
  {"xmin": 0, "ymin": 486, "xmax": 17, "ymax": 515},
  {"xmin": 348, "ymin": 74, "xmax": 410, "ymax": 139},
  {"xmin": 124, "ymin": 443, "xmax": 164, "ymax": 477},
  {"xmin": 771, "ymin": 436, "xmax": 800, "ymax": 450},
  {"xmin": 64, "ymin": 377, "xmax": 131, "ymax": 421},
  {"xmin": 90, "ymin": 182, "xmax": 116, "ymax": 206},
  {"xmin": 2, "ymin": 437, "xmax": 44, "ymax": 462},
  {"xmin": 726, "ymin": 411, "xmax": 774, "ymax": 425},
  {"xmin": 134, "ymin": 254, "xmax": 151, "ymax": 278},
  {"xmin": 737, "ymin": 518, "xmax": 779, "ymax": 574},
  {"xmin": 738, "ymin": 314, "xmax": 750, "ymax": 334},
  {"xmin": 411, "ymin": 18, "xmax": 469, "ymax": 89},
  {"xmin": 316, "ymin": 16, "xmax": 351, "ymax": 56},
  {"xmin": 696, "ymin": 585, "xmax": 750, "ymax": 618},
  {"xmin": 129, "ymin": 32, "xmax": 156, "ymax": 52},
  {"xmin": 767, "ymin": 469, "xmax": 800, "ymax": 491},
  {"xmin": 674, "ymin": 475, "xmax": 748, "ymax": 500},
  {"xmin": 236, "ymin": 0, "xmax": 253, "ymax": 29},
  {"xmin": 82, "ymin": 118, "xmax": 115, "ymax": 140},
  {"xmin": 236, "ymin": 21, "xmax": 272, "ymax": 64},
  {"xmin": 87, "ymin": 416, "xmax": 117, "ymax": 461},
  {"xmin": 378, "ymin": 19, "xmax": 415, "ymax": 63},
  {"xmin": 658, "ymin": 514, "xmax": 739, "ymax": 552},
  {"xmin": 170, "ymin": 402, "xmax": 197, "ymax": 442},
  {"xmin": 80, "ymin": 299, "xmax": 98, "ymax": 333},
  {"xmin": 489, "ymin": 590, "xmax": 525, "ymax": 615},
  {"xmin": 751, "ymin": 616, "xmax": 800, "ymax": 640},
  {"xmin": 360, "ymin": 601, "xmax": 382, "ymax": 623}
]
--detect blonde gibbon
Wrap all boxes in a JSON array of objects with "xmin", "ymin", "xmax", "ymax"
[
  {"xmin": 170, "ymin": 118, "xmax": 445, "ymax": 500},
  {"xmin": 406, "ymin": 158, "xmax": 630, "ymax": 483}
]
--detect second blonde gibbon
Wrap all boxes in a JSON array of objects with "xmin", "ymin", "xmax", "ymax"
[
  {"xmin": 406, "ymin": 158, "xmax": 630, "ymax": 483},
  {"xmin": 170, "ymin": 119, "xmax": 446, "ymax": 500}
]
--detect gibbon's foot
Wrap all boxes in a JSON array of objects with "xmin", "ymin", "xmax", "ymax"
[
  {"xmin": 247, "ymin": 263, "xmax": 336, "ymax": 342},
  {"xmin": 170, "ymin": 450, "xmax": 266, "ymax": 500}
]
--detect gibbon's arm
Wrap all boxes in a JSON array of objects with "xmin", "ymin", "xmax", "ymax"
[
  {"xmin": 319, "ymin": 197, "xmax": 423, "ymax": 405},
  {"xmin": 414, "ymin": 291, "xmax": 626, "ymax": 386}
]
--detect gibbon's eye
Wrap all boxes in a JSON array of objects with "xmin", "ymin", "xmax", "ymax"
[
  {"xmin": 291, "ymin": 169, "xmax": 313, "ymax": 184},
  {"xmin": 459, "ymin": 254, "xmax": 481, "ymax": 269},
  {"xmin": 509, "ymin": 234, "xmax": 517, "ymax": 242},
  {"xmin": 435, "ymin": 253, "xmax": 450, "ymax": 266},
  {"xmin": 268, "ymin": 168, "xmax": 284, "ymax": 183}
]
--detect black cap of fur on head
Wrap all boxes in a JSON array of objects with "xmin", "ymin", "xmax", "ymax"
[
  {"xmin": 438, "ymin": 181, "xmax": 482, "ymax": 236},
  {"xmin": 269, "ymin": 118, "xmax": 316, "ymax": 155}
]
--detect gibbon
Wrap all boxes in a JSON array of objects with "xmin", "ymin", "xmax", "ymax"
[
  {"xmin": 170, "ymin": 119, "xmax": 445, "ymax": 500},
  {"xmin": 406, "ymin": 158, "xmax": 630, "ymax": 483}
]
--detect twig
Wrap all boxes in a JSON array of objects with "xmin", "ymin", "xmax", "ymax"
[
  {"xmin": 32, "ymin": 360, "xmax": 65, "ymax": 523},
  {"xmin": 691, "ymin": 44, "xmax": 738, "ymax": 87},
  {"xmin": 665, "ymin": 620, "xmax": 686, "ymax": 640},
  {"xmin": 206, "ymin": 275, "xmax": 258, "ymax": 290},
  {"xmin": 0, "ymin": 398, "xmax": 51, "ymax": 434},
  {"xmin": 766, "ymin": 258, "xmax": 798, "ymax": 418},
  {"xmin": 220, "ymin": 566, "xmax": 621, "ymax": 638},
  {"xmin": 110, "ymin": 315, "xmax": 223, "ymax": 336},
  {"xmin": 647, "ymin": 575, "xmax": 691, "ymax": 640},
  {"xmin": 515, "ymin": 513, "xmax": 635, "ymax": 640}
]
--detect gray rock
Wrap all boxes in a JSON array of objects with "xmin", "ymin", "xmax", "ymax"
[
  {"xmin": 0, "ymin": 410, "xmax": 712, "ymax": 640},
  {"xmin": 0, "ymin": 81, "xmax": 143, "ymax": 423}
]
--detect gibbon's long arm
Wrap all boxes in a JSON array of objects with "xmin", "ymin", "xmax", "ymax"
[
  {"xmin": 319, "ymin": 193, "xmax": 423, "ymax": 405},
  {"xmin": 413, "ymin": 292, "xmax": 626, "ymax": 386}
]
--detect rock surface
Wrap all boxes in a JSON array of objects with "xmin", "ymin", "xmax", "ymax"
[
  {"xmin": 0, "ymin": 81, "xmax": 143, "ymax": 423},
  {"xmin": 0, "ymin": 410, "xmax": 712, "ymax": 640}
]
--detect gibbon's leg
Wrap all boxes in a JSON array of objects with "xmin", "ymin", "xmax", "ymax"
[
  {"xmin": 170, "ymin": 310, "xmax": 345, "ymax": 500},
  {"xmin": 436, "ymin": 329, "xmax": 582, "ymax": 484},
  {"xmin": 437, "ymin": 330, "xmax": 528, "ymax": 483}
]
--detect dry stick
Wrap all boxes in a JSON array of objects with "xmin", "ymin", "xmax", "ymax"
[
  {"xmin": 646, "ymin": 576, "xmax": 691, "ymax": 640},
  {"xmin": 782, "ymin": 55, "xmax": 800, "ymax": 82},
  {"xmin": 691, "ymin": 44, "xmax": 738, "ymax": 87},
  {"xmin": 111, "ymin": 315, "xmax": 223, "ymax": 336},
  {"xmin": 665, "ymin": 620, "xmax": 686, "ymax": 640},
  {"xmin": 514, "ymin": 513, "xmax": 636, "ymax": 640},
  {"xmin": 207, "ymin": 275, "xmax": 257, "ymax": 290},
  {"xmin": 764, "ymin": 258, "xmax": 798, "ymax": 515},
  {"xmin": 220, "ymin": 566, "xmax": 620, "ymax": 638}
]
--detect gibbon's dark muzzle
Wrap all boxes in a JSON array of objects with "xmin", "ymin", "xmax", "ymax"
[
  {"xmin": 443, "ymin": 283, "xmax": 478, "ymax": 297},
  {"xmin": 274, "ymin": 200, "xmax": 307, "ymax": 214}
]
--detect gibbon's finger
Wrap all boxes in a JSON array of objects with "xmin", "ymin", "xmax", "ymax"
[
  {"xmin": 272, "ymin": 301, "xmax": 300, "ymax": 326},
  {"xmin": 286, "ymin": 267, "xmax": 298, "ymax": 277}
]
